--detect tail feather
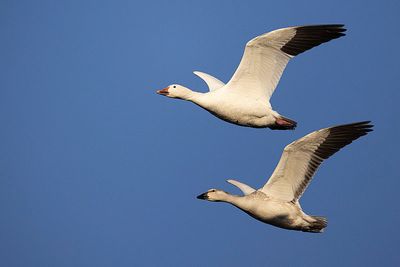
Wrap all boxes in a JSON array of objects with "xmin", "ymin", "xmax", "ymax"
[{"xmin": 303, "ymin": 216, "xmax": 328, "ymax": 233}]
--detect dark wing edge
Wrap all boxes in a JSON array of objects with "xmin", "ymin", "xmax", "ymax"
[
  {"xmin": 293, "ymin": 121, "xmax": 373, "ymax": 201},
  {"xmin": 281, "ymin": 24, "xmax": 347, "ymax": 56}
]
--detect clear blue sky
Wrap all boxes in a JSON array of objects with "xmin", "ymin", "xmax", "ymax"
[{"xmin": 1, "ymin": 0, "xmax": 399, "ymax": 266}]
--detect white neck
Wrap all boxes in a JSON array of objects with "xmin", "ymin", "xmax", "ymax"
[
  {"xmin": 221, "ymin": 193, "xmax": 257, "ymax": 214},
  {"xmin": 218, "ymin": 193, "xmax": 246, "ymax": 208},
  {"xmin": 182, "ymin": 89, "xmax": 204, "ymax": 103}
]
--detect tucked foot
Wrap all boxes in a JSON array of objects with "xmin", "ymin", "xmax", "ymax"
[{"xmin": 270, "ymin": 116, "xmax": 297, "ymax": 130}]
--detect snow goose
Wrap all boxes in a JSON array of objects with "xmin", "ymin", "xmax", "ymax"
[
  {"xmin": 157, "ymin": 25, "xmax": 346, "ymax": 129},
  {"xmin": 197, "ymin": 121, "xmax": 373, "ymax": 232}
]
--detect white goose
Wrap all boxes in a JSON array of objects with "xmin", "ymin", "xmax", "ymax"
[
  {"xmin": 197, "ymin": 121, "xmax": 373, "ymax": 232},
  {"xmin": 157, "ymin": 25, "xmax": 346, "ymax": 129}
]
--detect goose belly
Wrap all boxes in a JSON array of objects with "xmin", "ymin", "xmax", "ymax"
[
  {"xmin": 204, "ymin": 99, "xmax": 275, "ymax": 128},
  {"xmin": 245, "ymin": 201, "xmax": 304, "ymax": 230}
]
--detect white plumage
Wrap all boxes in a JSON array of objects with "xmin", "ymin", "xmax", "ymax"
[
  {"xmin": 197, "ymin": 122, "xmax": 373, "ymax": 233},
  {"xmin": 157, "ymin": 25, "xmax": 346, "ymax": 129}
]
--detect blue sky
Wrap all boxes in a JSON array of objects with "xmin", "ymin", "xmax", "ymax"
[{"xmin": 1, "ymin": 0, "xmax": 399, "ymax": 266}]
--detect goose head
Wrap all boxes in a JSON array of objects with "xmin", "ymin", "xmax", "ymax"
[
  {"xmin": 156, "ymin": 84, "xmax": 193, "ymax": 99},
  {"xmin": 196, "ymin": 189, "xmax": 229, "ymax": 202}
]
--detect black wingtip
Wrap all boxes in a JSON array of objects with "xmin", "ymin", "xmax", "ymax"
[
  {"xmin": 281, "ymin": 24, "xmax": 347, "ymax": 56},
  {"xmin": 328, "ymin": 121, "xmax": 374, "ymax": 140},
  {"xmin": 307, "ymin": 121, "xmax": 373, "ymax": 162},
  {"xmin": 332, "ymin": 121, "xmax": 374, "ymax": 130}
]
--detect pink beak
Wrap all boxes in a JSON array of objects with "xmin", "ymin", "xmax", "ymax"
[{"xmin": 157, "ymin": 87, "xmax": 169, "ymax": 96}]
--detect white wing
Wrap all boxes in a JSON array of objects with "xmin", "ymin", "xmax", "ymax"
[
  {"xmin": 225, "ymin": 25, "xmax": 346, "ymax": 102},
  {"xmin": 226, "ymin": 179, "xmax": 255, "ymax": 195},
  {"xmin": 260, "ymin": 122, "xmax": 373, "ymax": 202},
  {"xmin": 193, "ymin": 71, "xmax": 225, "ymax": 92}
]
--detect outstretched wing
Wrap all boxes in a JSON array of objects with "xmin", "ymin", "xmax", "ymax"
[
  {"xmin": 260, "ymin": 121, "xmax": 373, "ymax": 202},
  {"xmin": 225, "ymin": 25, "xmax": 346, "ymax": 102},
  {"xmin": 193, "ymin": 71, "xmax": 225, "ymax": 92},
  {"xmin": 226, "ymin": 179, "xmax": 255, "ymax": 195}
]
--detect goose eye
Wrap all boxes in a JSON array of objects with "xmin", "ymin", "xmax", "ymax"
[{"xmin": 173, "ymin": 85, "xmax": 176, "ymax": 88}]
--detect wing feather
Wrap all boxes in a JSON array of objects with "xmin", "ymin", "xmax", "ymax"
[
  {"xmin": 261, "ymin": 121, "xmax": 373, "ymax": 202},
  {"xmin": 225, "ymin": 25, "xmax": 346, "ymax": 102},
  {"xmin": 193, "ymin": 71, "xmax": 225, "ymax": 91}
]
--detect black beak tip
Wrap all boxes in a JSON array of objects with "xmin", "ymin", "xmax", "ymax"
[{"xmin": 196, "ymin": 193, "xmax": 207, "ymax": 200}]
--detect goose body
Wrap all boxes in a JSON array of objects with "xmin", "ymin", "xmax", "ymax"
[
  {"xmin": 157, "ymin": 24, "xmax": 346, "ymax": 129},
  {"xmin": 197, "ymin": 122, "xmax": 373, "ymax": 232},
  {"xmin": 203, "ymin": 190, "xmax": 322, "ymax": 232},
  {"xmin": 185, "ymin": 89, "xmax": 279, "ymax": 128}
]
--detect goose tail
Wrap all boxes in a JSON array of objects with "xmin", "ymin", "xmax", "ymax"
[{"xmin": 302, "ymin": 216, "xmax": 328, "ymax": 233}]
